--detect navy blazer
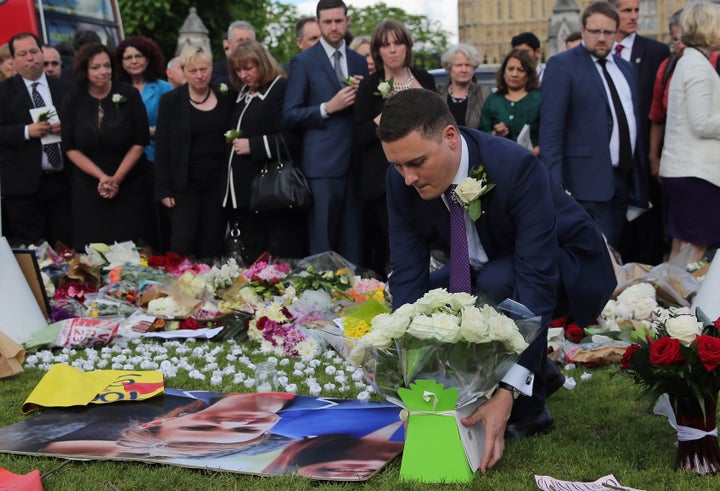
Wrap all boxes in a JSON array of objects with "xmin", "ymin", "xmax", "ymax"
[
  {"xmin": 386, "ymin": 128, "xmax": 616, "ymax": 372},
  {"xmin": 282, "ymin": 42, "xmax": 369, "ymax": 178},
  {"xmin": 0, "ymin": 74, "xmax": 73, "ymax": 196},
  {"xmin": 540, "ymin": 45, "xmax": 648, "ymax": 208}
]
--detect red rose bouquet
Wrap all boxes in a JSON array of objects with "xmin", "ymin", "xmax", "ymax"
[{"xmin": 621, "ymin": 307, "xmax": 720, "ymax": 474}]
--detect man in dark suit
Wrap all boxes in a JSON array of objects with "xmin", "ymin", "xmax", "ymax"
[
  {"xmin": 283, "ymin": 0, "xmax": 369, "ymax": 264},
  {"xmin": 378, "ymin": 89, "xmax": 616, "ymax": 472},
  {"xmin": 0, "ymin": 33, "xmax": 73, "ymax": 247},
  {"xmin": 540, "ymin": 1, "xmax": 648, "ymax": 250},
  {"xmin": 610, "ymin": 0, "xmax": 670, "ymax": 265}
]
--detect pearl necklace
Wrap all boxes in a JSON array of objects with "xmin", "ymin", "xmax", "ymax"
[{"xmin": 393, "ymin": 70, "xmax": 414, "ymax": 92}]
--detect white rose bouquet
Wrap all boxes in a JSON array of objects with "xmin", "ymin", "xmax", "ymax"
[{"xmin": 325, "ymin": 288, "xmax": 540, "ymax": 408}]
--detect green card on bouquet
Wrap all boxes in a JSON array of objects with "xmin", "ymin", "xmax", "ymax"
[{"xmin": 397, "ymin": 380, "xmax": 476, "ymax": 483}]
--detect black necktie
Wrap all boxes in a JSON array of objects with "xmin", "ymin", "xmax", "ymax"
[
  {"xmin": 597, "ymin": 59, "xmax": 633, "ymax": 174},
  {"xmin": 31, "ymin": 82, "xmax": 63, "ymax": 170}
]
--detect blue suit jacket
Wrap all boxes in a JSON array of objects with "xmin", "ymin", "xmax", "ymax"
[
  {"xmin": 282, "ymin": 42, "xmax": 369, "ymax": 178},
  {"xmin": 386, "ymin": 128, "xmax": 616, "ymax": 372},
  {"xmin": 540, "ymin": 45, "xmax": 648, "ymax": 207}
]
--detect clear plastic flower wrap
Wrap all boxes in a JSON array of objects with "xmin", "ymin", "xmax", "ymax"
[{"xmin": 322, "ymin": 288, "xmax": 541, "ymax": 408}]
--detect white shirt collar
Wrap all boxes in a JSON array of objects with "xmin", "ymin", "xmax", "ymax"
[
  {"xmin": 23, "ymin": 72, "xmax": 48, "ymax": 89},
  {"xmin": 319, "ymin": 36, "xmax": 346, "ymax": 59},
  {"xmin": 452, "ymin": 135, "xmax": 470, "ymax": 184}
]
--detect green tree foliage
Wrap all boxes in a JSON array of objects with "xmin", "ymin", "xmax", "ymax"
[
  {"xmin": 347, "ymin": 2, "xmax": 450, "ymax": 69},
  {"xmin": 118, "ymin": 1, "xmax": 448, "ymax": 70},
  {"xmin": 118, "ymin": 0, "xmax": 268, "ymax": 61}
]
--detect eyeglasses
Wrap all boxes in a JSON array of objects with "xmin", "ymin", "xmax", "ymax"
[
  {"xmin": 122, "ymin": 53, "xmax": 145, "ymax": 61},
  {"xmin": 584, "ymin": 28, "xmax": 616, "ymax": 38},
  {"xmin": 44, "ymin": 61, "xmax": 60, "ymax": 67}
]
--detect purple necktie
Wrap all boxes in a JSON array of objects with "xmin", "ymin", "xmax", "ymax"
[
  {"xmin": 445, "ymin": 186, "xmax": 472, "ymax": 293},
  {"xmin": 614, "ymin": 44, "xmax": 624, "ymax": 58}
]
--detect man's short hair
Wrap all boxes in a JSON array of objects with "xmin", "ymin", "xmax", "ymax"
[
  {"xmin": 377, "ymin": 89, "xmax": 457, "ymax": 144},
  {"xmin": 295, "ymin": 17, "xmax": 316, "ymax": 40},
  {"xmin": 316, "ymin": 0, "xmax": 347, "ymax": 18},
  {"xmin": 669, "ymin": 9, "xmax": 683, "ymax": 32},
  {"xmin": 8, "ymin": 32, "xmax": 41, "ymax": 56},
  {"xmin": 227, "ymin": 20, "xmax": 256, "ymax": 40},
  {"xmin": 511, "ymin": 32, "xmax": 540, "ymax": 51},
  {"xmin": 581, "ymin": 2, "xmax": 619, "ymax": 28},
  {"xmin": 565, "ymin": 31, "xmax": 582, "ymax": 45},
  {"xmin": 72, "ymin": 29, "xmax": 101, "ymax": 52}
]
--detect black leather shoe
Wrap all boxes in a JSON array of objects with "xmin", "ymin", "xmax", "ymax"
[
  {"xmin": 542, "ymin": 358, "xmax": 565, "ymax": 398},
  {"xmin": 504, "ymin": 406, "xmax": 555, "ymax": 441}
]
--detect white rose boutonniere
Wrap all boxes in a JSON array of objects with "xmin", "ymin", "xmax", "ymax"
[
  {"xmin": 219, "ymin": 83, "xmax": 229, "ymax": 95},
  {"xmin": 374, "ymin": 77, "xmax": 394, "ymax": 99},
  {"xmin": 111, "ymin": 93, "xmax": 127, "ymax": 111},
  {"xmin": 452, "ymin": 165, "xmax": 495, "ymax": 221}
]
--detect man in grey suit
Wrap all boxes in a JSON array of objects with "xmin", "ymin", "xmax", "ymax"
[
  {"xmin": 283, "ymin": 0, "xmax": 369, "ymax": 264},
  {"xmin": 0, "ymin": 33, "xmax": 73, "ymax": 246}
]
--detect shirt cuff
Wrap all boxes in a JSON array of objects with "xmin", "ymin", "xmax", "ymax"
[
  {"xmin": 501, "ymin": 363, "xmax": 534, "ymax": 397},
  {"xmin": 24, "ymin": 125, "xmax": 30, "ymax": 140},
  {"xmin": 320, "ymin": 102, "xmax": 329, "ymax": 119}
]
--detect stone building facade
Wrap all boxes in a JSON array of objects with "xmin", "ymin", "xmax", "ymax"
[{"xmin": 458, "ymin": 0, "xmax": 686, "ymax": 64}]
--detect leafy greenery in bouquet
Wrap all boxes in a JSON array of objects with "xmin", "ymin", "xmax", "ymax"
[
  {"xmin": 347, "ymin": 288, "xmax": 539, "ymax": 407},
  {"xmin": 621, "ymin": 307, "xmax": 720, "ymax": 411},
  {"xmin": 289, "ymin": 264, "xmax": 352, "ymax": 300}
]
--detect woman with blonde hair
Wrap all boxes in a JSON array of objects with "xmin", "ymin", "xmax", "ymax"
[
  {"xmin": 350, "ymin": 35, "xmax": 375, "ymax": 74},
  {"xmin": 155, "ymin": 45, "xmax": 236, "ymax": 259},
  {"xmin": 0, "ymin": 43, "xmax": 16, "ymax": 80},
  {"xmin": 660, "ymin": 2, "xmax": 720, "ymax": 266}
]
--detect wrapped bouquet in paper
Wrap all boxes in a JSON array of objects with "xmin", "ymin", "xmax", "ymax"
[{"xmin": 323, "ymin": 288, "xmax": 540, "ymax": 482}]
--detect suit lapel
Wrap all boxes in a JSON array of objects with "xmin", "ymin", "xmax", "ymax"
[
  {"xmin": 12, "ymin": 76, "xmax": 35, "ymax": 117},
  {"xmin": 312, "ymin": 43, "xmax": 341, "ymax": 91},
  {"xmin": 464, "ymin": 132, "xmax": 495, "ymax": 258}
]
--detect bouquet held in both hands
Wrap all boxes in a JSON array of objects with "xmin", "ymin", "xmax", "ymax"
[{"xmin": 324, "ymin": 288, "xmax": 540, "ymax": 482}]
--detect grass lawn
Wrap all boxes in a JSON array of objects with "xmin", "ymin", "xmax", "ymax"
[{"xmin": 2, "ymin": 344, "xmax": 720, "ymax": 490}]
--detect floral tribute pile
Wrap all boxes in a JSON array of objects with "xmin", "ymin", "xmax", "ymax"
[{"xmin": 24, "ymin": 242, "xmax": 393, "ymax": 400}]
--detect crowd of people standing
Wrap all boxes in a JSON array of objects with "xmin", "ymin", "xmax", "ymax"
[{"xmin": 1, "ymin": 0, "xmax": 717, "ymax": 277}]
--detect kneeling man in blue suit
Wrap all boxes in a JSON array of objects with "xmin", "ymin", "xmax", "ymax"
[{"xmin": 378, "ymin": 89, "xmax": 616, "ymax": 472}]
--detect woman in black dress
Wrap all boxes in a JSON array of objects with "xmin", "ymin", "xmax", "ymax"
[
  {"xmin": 155, "ymin": 45, "xmax": 236, "ymax": 259},
  {"xmin": 61, "ymin": 43, "xmax": 151, "ymax": 250},
  {"xmin": 223, "ymin": 40, "xmax": 305, "ymax": 263},
  {"xmin": 353, "ymin": 20, "xmax": 436, "ymax": 278}
]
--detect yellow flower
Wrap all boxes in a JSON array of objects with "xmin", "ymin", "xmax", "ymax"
[{"xmin": 344, "ymin": 319, "xmax": 371, "ymax": 339}]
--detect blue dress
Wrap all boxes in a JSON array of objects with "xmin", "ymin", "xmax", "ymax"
[{"xmin": 141, "ymin": 79, "xmax": 173, "ymax": 162}]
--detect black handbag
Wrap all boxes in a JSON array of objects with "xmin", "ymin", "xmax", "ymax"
[{"xmin": 249, "ymin": 135, "xmax": 312, "ymax": 213}]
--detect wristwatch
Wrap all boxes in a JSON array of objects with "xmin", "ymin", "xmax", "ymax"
[{"xmin": 497, "ymin": 381, "xmax": 521, "ymax": 400}]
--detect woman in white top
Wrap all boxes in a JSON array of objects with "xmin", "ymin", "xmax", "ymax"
[{"xmin": 660, "ymin": 3, "xmax": 720, "ymax": 264}]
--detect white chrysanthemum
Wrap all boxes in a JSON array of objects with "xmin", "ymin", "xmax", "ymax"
[{"xmin": 357, "ymin": 390, "xmax": 371, "ymax": 401}]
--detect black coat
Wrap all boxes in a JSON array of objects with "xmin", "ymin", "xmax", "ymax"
[
  {"xmin": 154, "ymin": 83, "xmax": 236, "ymax": 201},
  {"xmin": 0, "ymin": 74, "xmax": 73, "ymax": 196},
  {"xmin": 352, "ymin": 67, "xmax": 436, "ymax": 202}
]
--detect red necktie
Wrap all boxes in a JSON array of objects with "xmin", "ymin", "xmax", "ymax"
[{"xmin": 614, "ymin": 44, "xmax": 624, "ymax": 58}]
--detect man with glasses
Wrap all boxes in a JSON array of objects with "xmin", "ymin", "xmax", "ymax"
[
  {"xmin": 540, "ymin": 1, "xmax": 647, "ymax": 250},
  {"xmin": 41, "ymin": 45, "xmax": 62, "ymax": 78},
  {"xmin": 0, "ymin": 33, "xmax": 73, "ymax": 246}
]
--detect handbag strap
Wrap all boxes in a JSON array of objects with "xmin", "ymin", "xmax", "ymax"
[{"xmin": 273, "ymin": 135, "xmax": 293, "ymax": 167}]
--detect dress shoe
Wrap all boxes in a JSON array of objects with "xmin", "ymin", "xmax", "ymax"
[
  {"xmin": 504, "ymin": 406, "xmax": 555, "ymax": 441},
  {"xmin": 542, "ymin": 358, "xmax": 565, "ymax": 398}
]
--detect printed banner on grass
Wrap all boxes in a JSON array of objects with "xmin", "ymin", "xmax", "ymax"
[
  {"xmin": 22, "ymin": 364, "xmax": 164, "ymax": 413},
  {"xmin": 1, "ymin": 389, "xmax": 403, "ymax": 481}
]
